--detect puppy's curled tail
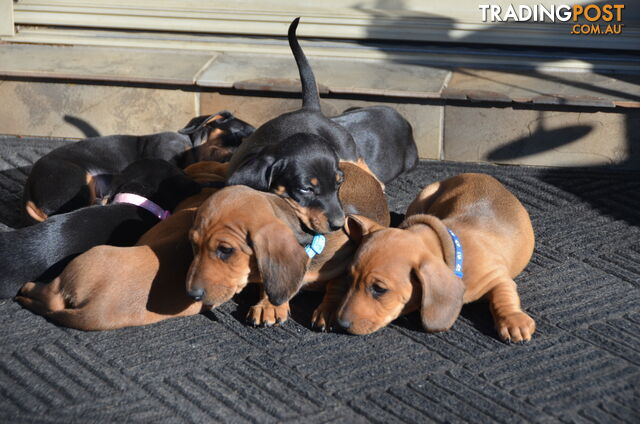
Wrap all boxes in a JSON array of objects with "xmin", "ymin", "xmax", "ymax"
[{"xmin": 288, "ymin": 17, "xmax": 320, "ymax": 111}]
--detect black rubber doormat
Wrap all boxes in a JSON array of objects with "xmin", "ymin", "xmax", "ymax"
[{"xmin": 0, "ymin": 136, "xmax": 638, "ymax": 423}]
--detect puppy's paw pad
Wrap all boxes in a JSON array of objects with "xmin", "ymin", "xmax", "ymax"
[
  {"xmin": 496, "ymin": 311, "xmax": 536, "ymax": 343},
  {"xmin": 311, "ymin": 303, "xmax": 338, "ymax": 332},
  {"xmin": 246, "ymin": 302, "xmax": 290, "ymax": 327},
  {"xmin": 18, "ymin": 282, "xmax": 37, "ymax": 296}
]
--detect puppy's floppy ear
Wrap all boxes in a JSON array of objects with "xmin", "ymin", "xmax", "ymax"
[
  {"xmin": 179, "ymin": 114, "xmax": 226, "ymax": 148},
  {"xmin": 179, "ymin": 114, "xmax": 222, "ymax": 135},
  {"xmin": 211, "ymin": 112, "xmax": 255, "ymax": 145},
  {"xmin": 344, "ymin": 214, "xmax": 385, "ymax": 245},
  {"xmin": 227, "ymin": 155, "xmax": 279, "ymax": 191},
  {"xmin": 251, "ymin": 220, "xmax": 308, "ymax": 305},
  {"xmin": 414, "ymin": 260, "xmax": 465, "ymax": 332}
]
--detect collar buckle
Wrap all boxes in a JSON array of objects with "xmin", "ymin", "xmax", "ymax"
[{"xmin": 305, "ymin": 234, "xmax": 326, "ymax": 259}]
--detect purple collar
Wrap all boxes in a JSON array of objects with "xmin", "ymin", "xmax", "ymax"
[{"xmin": 111, "ymin": 193, "xmax": 171, "ymax": 221}]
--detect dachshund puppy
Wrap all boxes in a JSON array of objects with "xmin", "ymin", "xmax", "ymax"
[
  {"xmin": 227, "ymin": 18, "xmax": 358, "ymax": 232},
  {"xmin": 186, "ymin": 161, "xmax": 389, "ymax": 326},
  {"xmin": 0, "ymin": 159, "xmax": 201, "ymax": 299},
  {"xmin": 15, "ymin": 161, "xmax": 227, "ymax": 330},
  {"xmin": 24, "ymin": 111, "xmax": 253, "ymax": 221},
  {"xmin": 333, "ymin": 173, "xmax": 536, "ymax": 342}
]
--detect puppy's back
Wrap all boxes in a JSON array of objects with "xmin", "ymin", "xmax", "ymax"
[{"xmin": 408, "ymin": 173, "xmax": 534, "ymax": 274}]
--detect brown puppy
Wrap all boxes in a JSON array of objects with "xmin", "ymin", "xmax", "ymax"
[
  {"xmin": 15, "ymin": 161, "xmax": 227, "ymax": 330},
  {"xmin": 333, "ymin": 173, "xmax": 536, "ymax": 342},
  {"xmin": 185, "ymin": 162, "xmax": 389, "ymax": 326}
]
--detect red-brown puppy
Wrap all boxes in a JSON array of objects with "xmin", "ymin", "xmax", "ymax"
[
  {"xmin": 185, "ymin": 162, "xmax": 389, "ymax": 326},
  {"xmin": 15, "ymin": 162, "xmax": 227, "ymax": 330},
  {"xmin": 333, "ymin": 173, "xmax": 536, "ymax": 342}
]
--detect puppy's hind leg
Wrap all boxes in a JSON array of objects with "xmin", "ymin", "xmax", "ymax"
[
  {"xmin": 487, "ymin": 277, "xmax": 536, "ymax": 343},
  {"xmin": 17, "ymin": 279, "xmax": 100, "ymax": 330},
  {"xmin": 25, "ymin": 161, "xmax": 95, "ymax": 219},
  {"xmin": 16, "ymin": 278, "xmax": 66, "ymax": 314}
]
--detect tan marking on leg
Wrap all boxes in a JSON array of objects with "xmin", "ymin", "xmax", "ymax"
[
  {"xmin": 85, "ymin": 173, "xmax": 97, "ymax": 204},
  {"xmin": 206, "ymin": 128, "xmax": 225, "ymax": 145},
  {"xmin": 25, "ymin": 200, "xmax": 48, "ymax": 222},
  {"xmin": 205, "ymin": 114, "xmax": 224, "ymax": 126}
]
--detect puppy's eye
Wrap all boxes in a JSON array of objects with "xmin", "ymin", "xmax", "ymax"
[
  {"xmin": 370, "ymin": 283, "xmax": 388, "ymax": 297},
  {"xmin": 297, "ymin": 187, "xmax": 313, "ymax": 194},
  {"xmin": 216, "ymin": 245, "xmax": 234, "ymax": 259}
]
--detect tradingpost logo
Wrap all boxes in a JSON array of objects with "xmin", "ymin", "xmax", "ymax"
[{"xmin": 479, "ymin": 3, "xmax": 625, "ymax": 35}]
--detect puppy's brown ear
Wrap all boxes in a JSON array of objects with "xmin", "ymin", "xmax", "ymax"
[
  {"xmin": 251, "ymin": 221, "xmax": 308, "ymax": 306},
  {"xmin": 344, "ymin": 215, "xmax": 385, "ymax": 245},
  {"xmin": 414, "ymin": 260, "xmax": 465, "ymax": 332}
]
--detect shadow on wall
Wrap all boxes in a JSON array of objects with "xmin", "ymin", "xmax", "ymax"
[{"xmin": 485, "ymin": 115, "xmax": 593, "ymax": 162}]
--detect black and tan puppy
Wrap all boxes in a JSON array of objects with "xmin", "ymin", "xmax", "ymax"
[
  {"xmin": 227, "ymin": 18, "xmax": 358, "ymax": 232},
  {"xmin": 24, "ymin": 111, "xmax": 253, "ymax": 221},
  {"xmin": 331, "ymin": 106, "xmax": 418, "ymax": 184},
  {"xmin": 15, "ymin": 161, "xmax": 228, "ymax": 331},
  {"xmin": 0, "ymin": 159, "xmax": 200, "ymax": 299}
]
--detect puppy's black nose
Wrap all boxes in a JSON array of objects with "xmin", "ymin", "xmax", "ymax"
[
  {"xmin": 337, "ymin": 318, "xmax": 351, "ymax": 330},
  {"xmin": 188, "ymin": 288, "xmax": 205, "ymax": 301}
]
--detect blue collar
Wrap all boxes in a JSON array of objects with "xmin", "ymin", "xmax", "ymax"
[
  {"xmin": 447, "ymin": 228, "xmax": 464, "ymax": 278},
  {"xmin": 304, "ymin": 234, "xmax": 326, "ymax": 259}
]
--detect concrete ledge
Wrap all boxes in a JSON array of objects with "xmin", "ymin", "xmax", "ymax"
[
  {"xmin": 0, "ymin": 43, "xmax": 639, "ymax": 169},
  {"xmin": 1, "ymin": 43, "xmax": 639, "ymax": 109},
  {"xmin": 0, "ymin": 80, "xmax": 197, "ymax": 138},
  {"xmin": 445, "ymin": 69, "xmax": 640, "ymax": 109},
  {"xmin": 0, "ymin": 44, "xmax": 216, "ymax": 85}
]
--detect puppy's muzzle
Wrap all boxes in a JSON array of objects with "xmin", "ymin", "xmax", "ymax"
[{"xmin": 328, "ymin": 210, "xmax": 346, "ymax": 231}]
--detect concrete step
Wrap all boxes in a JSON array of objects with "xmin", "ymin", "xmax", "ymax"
[{"xmin": 0, "ymin": 43, "xmax": 638, "ymax": 169}]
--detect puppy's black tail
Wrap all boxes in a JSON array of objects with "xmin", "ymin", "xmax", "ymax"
[{"xmin": 288, "ymin": 18, "xmax": 320, "ymax": 111}]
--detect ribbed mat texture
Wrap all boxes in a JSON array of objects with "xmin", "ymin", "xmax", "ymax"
[{"xmin": 0, "ymin": 136, "xmax": 638, "ymax": 423}]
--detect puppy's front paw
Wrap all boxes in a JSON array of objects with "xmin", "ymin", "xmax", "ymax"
[
  {"xmin": 246, "ymin": 299, "xmax": 289, "ymax": 327},
  {"xmin": 496, "ymin": 311, "xmax": 536, "ymax": 343},
  {"xmin": 311, "ymin": 302, "xmax": 338, "ymax": 332}
]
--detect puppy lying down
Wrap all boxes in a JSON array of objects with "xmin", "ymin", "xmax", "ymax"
[
  {"xmin": 15, "ymin": 162, "xmax": 227, "ymax": 330},
  {"xmin": 329, "ymin": 173, "xmax": 536, "ymax": 343},
  {"xmin": 16, "ymin": 161, "xmax": 388, "ymax": 330}
]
